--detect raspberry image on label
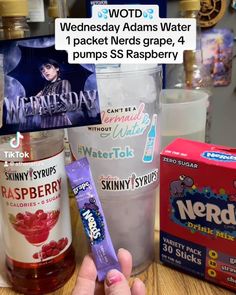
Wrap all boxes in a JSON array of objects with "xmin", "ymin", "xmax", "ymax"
[
  {"xmin": 9, "ymin": 209, "xmax": 60, "ymax": 245},
  {"xmin": 33, "ymin": 237, "xmax": 69, "ymax": 260}
]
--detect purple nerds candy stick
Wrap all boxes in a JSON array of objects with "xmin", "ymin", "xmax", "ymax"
[{"xmin": 65, "ymin": 157, "xmax": 121, "ymax": 281}]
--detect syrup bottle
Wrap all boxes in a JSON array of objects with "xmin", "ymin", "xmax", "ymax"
[
  {"xmin": 0, "ymin": 2, "xmax": 75, "ymax": 292},
  {"xmin": 0, "ymin": 131, "xmax": 75, "ymax": 294}
]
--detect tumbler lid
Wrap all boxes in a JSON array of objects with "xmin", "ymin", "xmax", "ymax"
[{"xmin": 0, "ymin": 0, "xmax": 28, "ymax": 17}]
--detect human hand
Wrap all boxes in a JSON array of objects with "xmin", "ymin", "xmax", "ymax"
[{"xmin": 72, "ymin": 248, "xmax": 146, "ymax": 295}]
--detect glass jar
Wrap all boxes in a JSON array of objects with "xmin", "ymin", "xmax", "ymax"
[
  {"xmin": 0, "ymin": 130, "xmax": 75, "ymax": 294},
  {"xmin": 0, "ymin": 0, "xmax": 30, "ymax": 40}
]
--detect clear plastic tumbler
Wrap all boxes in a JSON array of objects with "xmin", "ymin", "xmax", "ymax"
[{"xmin": 68, "ymin": 64, "xmax": 162, "ymax": 274}]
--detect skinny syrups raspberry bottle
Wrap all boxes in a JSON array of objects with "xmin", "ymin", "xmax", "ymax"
[{"xmin": 0, "ymin": 130, "xmax": 75, "ymax": 294}]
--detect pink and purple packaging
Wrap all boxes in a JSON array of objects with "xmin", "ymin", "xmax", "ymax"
[{"xmin": 160, "ymin": 138, "xmax": 236, "ymax": 292}]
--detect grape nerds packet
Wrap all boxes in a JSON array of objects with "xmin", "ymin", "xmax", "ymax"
[{"xmin": 65, "ymin": 157, "xmax": 121, "ymax": 281}]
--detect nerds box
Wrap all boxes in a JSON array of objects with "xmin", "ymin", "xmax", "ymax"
[
  {"xmin": 160, "ymin": 138, "xmax": 236, "ymax": 292},
  {"xmin": 0, "ymin": 35, "xmax": 101, "ymax": 136}
]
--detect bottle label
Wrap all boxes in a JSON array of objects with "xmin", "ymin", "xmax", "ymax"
[{"xmin": 0, "ymin": 151, "xmax": 72, "ymax": 264}]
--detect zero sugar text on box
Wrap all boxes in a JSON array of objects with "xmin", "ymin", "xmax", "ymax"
[{"xmin": 160, "ymin": 138, "xmax": 236, "ymax": 292}]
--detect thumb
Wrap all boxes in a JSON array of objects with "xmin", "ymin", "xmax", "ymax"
[{"xmin": 104, "ymin": 269, "xmax": 131, "ymax": 295}]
